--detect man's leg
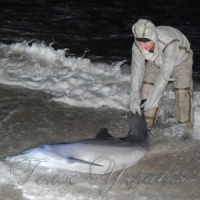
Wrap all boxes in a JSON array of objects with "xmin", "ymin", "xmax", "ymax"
[
  {"xmin": 141, "ymin": 61, "xmax": 160, "ymax": 128},
  {"xmin": 172, "ymin": 52, "xmax": 194, "ymax": 133}
]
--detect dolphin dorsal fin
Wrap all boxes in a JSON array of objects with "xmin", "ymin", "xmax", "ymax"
[{"xmin": 95, "ymin": 128, "xmax": 114, "ymax": 139}]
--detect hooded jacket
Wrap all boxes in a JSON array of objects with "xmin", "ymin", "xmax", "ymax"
[{"xmin": 130, "ymin": 19, "xmax": 192, "ymax": 110}]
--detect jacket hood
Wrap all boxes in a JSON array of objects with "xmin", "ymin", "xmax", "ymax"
[{"xmin": 132, "ymin": 19, "xmax": 158, "ymax": 44}]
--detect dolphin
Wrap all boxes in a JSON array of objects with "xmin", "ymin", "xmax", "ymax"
[{"xmin": 6, "ymin": 112, "xmax": 148, "ymax": 174}]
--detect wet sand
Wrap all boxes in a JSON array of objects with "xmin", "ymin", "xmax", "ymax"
[{"xmin": 0, "ymin": 84, "xmax": 200, "ymax": 200}]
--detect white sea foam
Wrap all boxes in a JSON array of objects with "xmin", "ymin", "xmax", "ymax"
[{"xmin": 0, "ymin": 41, "xmax": 129, "ymax": 110}]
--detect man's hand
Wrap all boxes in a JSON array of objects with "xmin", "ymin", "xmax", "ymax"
[
  {"xmin": 130, "ymin": 102, "xmax": 141, "ymax": 115},
  {"xmin": 130, "ymin": 91, "xmax": 141, "ymax": 115}
]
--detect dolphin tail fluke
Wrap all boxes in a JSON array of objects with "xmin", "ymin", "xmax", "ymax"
[{"xmin": 127, "ymin": 112, "xmax": 148, "ymax": 144}]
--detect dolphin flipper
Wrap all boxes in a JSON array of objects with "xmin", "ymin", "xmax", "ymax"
[{"xmin": 67, "ymin": 156, "xmax": 103, "ymax": 167}]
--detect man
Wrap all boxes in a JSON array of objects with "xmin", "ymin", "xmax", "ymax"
[{"xmin": 130, "ymin": 19, "xmax": 193, "ymax": 134}]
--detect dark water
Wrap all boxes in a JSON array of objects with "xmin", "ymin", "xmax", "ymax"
[{"xmin": 0, "ymin": 0, "xmax": 200, "ymax": 72}]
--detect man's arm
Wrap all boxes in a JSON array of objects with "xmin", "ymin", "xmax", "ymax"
[
  {"xmin": 144, "ymin": 42, "xmax": 178, "ymax": 110},
  {"xmin": 130, "ymin": 43, "xmax": 146, "ymax": 114}
]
